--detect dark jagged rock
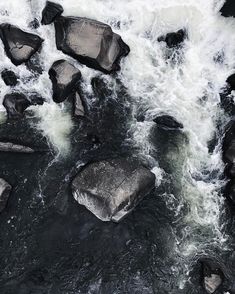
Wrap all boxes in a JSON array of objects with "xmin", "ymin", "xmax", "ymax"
[
  {"xmin": 226, "ymin": 73, "xmax": 235, "ymax": 91},
  {"xmin": 74, "ymin": 92, "xmax": 85, "ymax": 117},
  {"xmin": 1, "ymin": 69, "xmax": 18, "ymax": 86},
  {"xmin": 54, "ymin": 16, "xmax": 130, "ymax": 73},
  {"xmin": 201, "ymin": 259, "xmax": 223, "ymax": 293},
  {"xmin": 153, "ymin": 115, "xmax": 183, "ymax": 130},
  {"xmin": 0, "ymin": 142, "xmax": 34, "ymax": 153},
  {"xmin": 3, "ymin": 92, "xmax": 44, "ymax": 119},
  {"xmin": 49, "ymin": 60, "xmax": 81, "ymax": 103},
  {"xmin": 220, "ymin": 0, "xmax": 235, "ymax": 18},
  {"xmin": 72, "ymin": 158, "xmax": 155, "ymax": 222},
  {"xmin": 158, "ymin": 29, "xmax": 186, "ymax": 48},
  {"xmin": 29, "ymin": 18, "xmax": 40, "ymax": 29},
  {"xmin": 0, "ymin": 23, "xmax": 43, "ymax": 66},
  {"xmin": 220, "ymin": 90, "xmax": 235, "ymax": 116},
  {"xmin": 0, "ymin": 178, "xmax": 12, "ymax": 212},
  {"xmin": 41, "ymin": 1, "xmax": 64, "ymax": 25}
]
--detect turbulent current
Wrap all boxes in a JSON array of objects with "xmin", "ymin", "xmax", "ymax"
[{"xmin": 0, "ymin": 0, "xmax": 234, "ymax": 293}]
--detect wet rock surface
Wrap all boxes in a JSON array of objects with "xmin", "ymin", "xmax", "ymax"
[
  {"xmin": 72, "ymin": 158, "xmax": 156, "ymax": 222},
  {"xmin": 54, "ymin": 16, "xmax": 130, "ymax": 73},
  {"xmin": 0, "ymin": 178, "xmax": 11, "ymax": 213},
  {"xmin": 220, "ymin": 0, "xmax": 235, "ymax": 18},
  {"xmin": 3, "ymin": 92, "xmax": 44, "ymax": 119},
  {"xmin": 41, "ymin": 1, "xmax": 64, "ymax": 25},
  {"xmin": 153, "ymin": 115, "xmax": 183, "ymax": 130},
  {"xmin": 73, "ymin": 92, "xmax": 85, "ymax": 117},
  {"xmin": 0, "ymin": 23, "xmax": 43, "ymax": 66},
  {"xmin": 0, "ymin": 142, "xmax": 34, "ymax": 153},
  {"xmin": 201, "ymin": 259, "xmax": 223, "ymax": 293},
  {"xmin": 158, "ymin": 29, "xmax": 186, "ymax": 48},
  {"xmin": 49, "ymin": 60, "xmax": 81, "ymax": 103},
  {"xmin": 1, "ymin": 69, "xmax": 18, "ymax": 86}
]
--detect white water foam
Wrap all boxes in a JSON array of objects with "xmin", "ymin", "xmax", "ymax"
[{"xmin": 0, "ymin": 0, "xmax": 233, "ymax": 289}]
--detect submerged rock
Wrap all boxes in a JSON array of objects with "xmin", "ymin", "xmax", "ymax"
[
  {"xmin": 153, "ymin": 115, "xmax": 183, "ymax": 130},
  {"xmin": 0, "ymin": 142, "xmax": 34, "ymax": 153},
  {"xmin": 158, "ymin": 29, "xmax": 186, "ymax": 48},
  {"xmin": 202, "ymin": 259, "xmax": 223, "ymax": 293},
  {"xmin": 3, "ymin": 92, "xmax": 44, "ymax": 119},
  {"xmin": 0, "ymin": 178, "xmax": 12, "ymax": 212},
  {"xmin": 29, "ymin": 18, "xmax": 40, "ymax": 29},
  {"xmin": 0, "ymin": 23, "xmax": 43, "ymax": 66},
  {"xmin": 41, "ymin": 1, "xmax": 64, "ymax": 25},
  {"xmin": 220, "ymin": 0, "xmax": 235, "ymax": 18},
  {"xmin": 1, "ymin": 69, "xmax": 18, "ymax": 86},
  {"xmin": 54, "ymin": 16, "xmax": 130, "ymax": 73},
  {"xmin": 74, "ymin": 92, "xmax": 85, "ymax": 117},
  {"xmin": 49, "ymin": 60, "xmax": 81, "ymax": 103},
  {"xmin": 72, "ymin": 158, "xmax": 155, "ymax": 222}
]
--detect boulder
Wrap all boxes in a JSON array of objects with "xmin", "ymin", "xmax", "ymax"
[
  {"xmin": 41, "ymin": 1, "xmax": 64, "ymax": 25},
  {"xmin": 222, "ymin": 120, "xmax": 235, "ymax": 176},
  {"xmin": 0, "ymin": 178, "xmax": 12, "ymax": 212},
  {"xmin": 153, "ymin": 115, "xmax": 183, "ymax": 130},
  {"xmin": 49, "ymin": 60, "xmax": 81, "ymax": 103},
  {"xmin": 3, "ymin": 92, "xmax": 44, "ymax": 119},
  {"xmin": 158, "ymin": 29, "xmax": 186, "ymax": 48},
  {"xmin": 0, "ymin": 142, "xmax": 34, "ymax": 153},
  {"xmin": 74, "ymin": 92, "xmax": 85, "ymax": 117},
  {"xmin": 226, "ymin": 73, "xmax": 235, "ymax": 91},
  {"xmin": 72, "ymin": 158, "xmax": 155, "ymax": 222},
  {"xmin": 0, "ymin": 23, "xmax": 43, "ymax": 66},
  {"xmin": 220, "ymin": 0, "xmax": 235, "ymax": 17},
  {"xmin": 201, "ymin": 259, "xmax": 223, "ymax": 293},
  {"xmin": 1, "ymin": 69, "xmax": 18, "ymax": 86},
  {"xmin": 54, "ymin": 16, "xmax": 130, "ymax": 73}
]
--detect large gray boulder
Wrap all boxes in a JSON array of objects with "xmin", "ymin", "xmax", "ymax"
[
  {"xmin": 72, "ymin": 158, "xmax": 155, "ymax": 222},
  {"xmin": 0, "ymin": 23, "xmax": 43, "ymax": 66},
  {"xmin": 0, "ymin": 178, "xmax": 12, "ymax": 212},
  {"xmin": 49, "ymin": 60, "xmax": 81, "ymax": 103},
  {"xmin": 54, "ymin": 16, "xmax": 130, "ymax": 73}
]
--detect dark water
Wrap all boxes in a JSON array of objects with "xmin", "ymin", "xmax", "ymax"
[{"xmin": 0, "ymin": 76, "xmax": 234, "ymax": 294}]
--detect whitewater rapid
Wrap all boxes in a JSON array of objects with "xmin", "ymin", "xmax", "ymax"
[{"xmin": 0, "ymin": 0, "xmax": 234, "ymax": 290}]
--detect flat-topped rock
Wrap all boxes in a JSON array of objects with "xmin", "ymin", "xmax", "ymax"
[
  {"xmin": 0, "ymin": 178, "xmax": 12, "ymax": 212},
  {"xmin": 0, "ymin": 23, "xmax": 43, "ymax": 66},
  {"xmin": 54, "ymin": 16, "xmax": 130, "ymax": 73},
  {"xmin": 0, "ymin": 142, "xmax": 34, "ymax": 153},
  {"xmin": 49, "ymin": 60, "xmax": 81, "ymax": 103},
  {"xmin": 72, "ymin": 158, "xmax": 155, "ymax": 222}
]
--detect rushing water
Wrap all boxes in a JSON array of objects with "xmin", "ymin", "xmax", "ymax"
[{"xmin": 0, "ymin": 0, "xmax": 234, "ymax": 293}]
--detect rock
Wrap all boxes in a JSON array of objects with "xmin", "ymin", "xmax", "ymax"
[
  {"xmin": 1, "ymin": 69, "xmax": 18, "ymax": 86},
  {"xmin": 74, "ymin": 92, "xmax": 85, "ymax": 117},
  {"xmin": 0, "ymin": 178, "xmax": 12, "ymax": 212},
  {"xmin": 220, "ymin": 0, "xmax": 235, "ymax": 18},
  {"xmin": 224, "ymin": 180, "xmax": 235, "ymax": 205},
  {"xmin": 202, "ymin": 259, "xmax": 223, "ymax": 293},
  {"xmin": 222, "ymin": 120, "xmax": 235, "ymax": 176},
  {"xmin": 3, "ymin": 92, "xmax": 44, "ymax": 119},
  {"xmin": 54, "ymin": 16, "xmax": 130, "ymax": 73},
  {"xmin": 226, "ymin": 74, "xmax": 235, "ymax": 91},
  {"xmin": 0, "ymin": 142, "xmax": 34, "ymax": 153},
  {"xmin": 220, "ymin": 90, "xmax": 235, "ymax": 116},
  {"xmin": 158, "ymin": 29, "xmax": 186, "ymax": 48},
  {"xmin": 41, "ymin": 1, "xmax": 64, "ymax": 25},
  {"xmin": 72, "ymin": 158, "xmax": 155, "ymax": 222},
  {"xmin": 0, "ymin": 23, "xmax": 43, "ymax": 66},
  {"xmin": 153, "ymin": 115, "xmax": 183, "ymax": 130},
  {"xmin": 29, "ymin": 18, "xmax": 40, "ymax": 29},
  {"xmin": 49, "ymin": 60, "xmax": 81, "ymax": 103}
]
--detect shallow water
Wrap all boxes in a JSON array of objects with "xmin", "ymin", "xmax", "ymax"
[{"xmin": 0, "ymin": 0, "xmax": 234, "ymax": 293}]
